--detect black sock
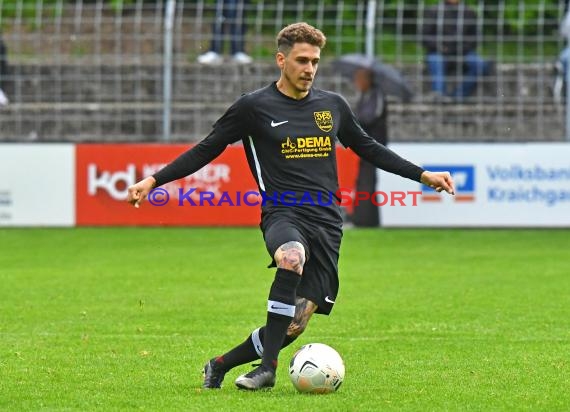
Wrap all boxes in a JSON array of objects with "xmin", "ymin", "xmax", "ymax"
[
  {"xmin": 261, "ymin": 268, "xmax": 301, "ymax": 371},
  {"xmin": 282, "ymin": 333, "xmax": 298, "ymax": 349},
  {"xmin": 213, "ymin": 327, "xmax": 265, "ymax": 371},
  {"xmin": 213, "ymin": 326, "xmax": 299, "ymax": 372}
]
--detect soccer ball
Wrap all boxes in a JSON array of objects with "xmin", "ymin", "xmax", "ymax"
[{"xmin": 288, "ymin": 343, "xmax": 345, "ymax": 393}]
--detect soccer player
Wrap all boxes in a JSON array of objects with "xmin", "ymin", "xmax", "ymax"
[{"xmin": 127, "ymin": 22, "xmax": 455, "ymax": 391}]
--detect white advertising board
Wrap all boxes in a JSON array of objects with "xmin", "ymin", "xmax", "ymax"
[
  {"xmin": 0, "ymin": 144, "xmax": 75, "ymax": 226},
  {"xmin": 380, "ymin": 143, "xmax": 570, "ymax": 227}
]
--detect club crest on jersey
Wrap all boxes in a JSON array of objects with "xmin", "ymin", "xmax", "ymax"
[{"xmin": 314, "ymin": 111, "xmax": 333, "ymax": 132}]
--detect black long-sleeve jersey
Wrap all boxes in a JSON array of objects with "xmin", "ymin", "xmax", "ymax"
[{"xmin": 153, "ymin": 82, "xmax": 424, "ymax": 223}]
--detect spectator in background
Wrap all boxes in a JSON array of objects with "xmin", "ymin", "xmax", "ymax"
[
  {"xmin": 554, "ymin": 3, "xmax": 570, "ymax": 102},
  {"xmin": 197, "ymin": 0, "xmax": 252, "ymax": 65},
  {"xmin": 0, "ymin": 34, "xmax": 8, "ymax": 106},
  {"xmin": 351, "ymin": 68, "xmax": 388, "ymax": 227},
  {"xmin": 422, "ymin": 0, "xmax": 490, "ymax": 102}
]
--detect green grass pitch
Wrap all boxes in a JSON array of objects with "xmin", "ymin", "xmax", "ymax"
[{"xmin": 1, "ymin": 228, "xmax": 569, "ymax": 411}]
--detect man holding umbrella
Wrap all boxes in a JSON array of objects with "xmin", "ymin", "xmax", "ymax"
[{"xmin": 333, "ymin": 54, "xmax": 413, "ymax": 226}]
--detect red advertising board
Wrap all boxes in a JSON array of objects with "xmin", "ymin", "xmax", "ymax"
[{"xmin": 76, "ymin": 144, "xmax": 359, "ymax": 226}]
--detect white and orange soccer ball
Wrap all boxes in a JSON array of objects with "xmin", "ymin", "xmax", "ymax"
[{"xmin": 288, "ymin": 343, "xmax": 345, "ymax": 393}]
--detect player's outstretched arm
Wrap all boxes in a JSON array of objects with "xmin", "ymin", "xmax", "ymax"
[
  {"xmin": 420, "ymin": 171, "xmax": 455, "ymax": 195},
  {"xmin": 127, "ymin": 176, "xmax": 156, "ymax": 208},
  {"xmin": 125, "ymin": 96, "xmax": 249, "ymax": 211}
]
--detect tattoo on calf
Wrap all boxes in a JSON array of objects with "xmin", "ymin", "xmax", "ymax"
[{"xmin": 287, "ymin": 297, "xmax": 317, "ymax": 337}]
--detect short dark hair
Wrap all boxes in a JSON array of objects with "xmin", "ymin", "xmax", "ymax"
[{"xmin": 276, "ymin": 22, "xmax": 327, "ymax": 55}]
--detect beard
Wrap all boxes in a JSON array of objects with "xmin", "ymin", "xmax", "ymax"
[{"xmin": 284, "ymin": 70, "xmax": 313, "ymax": 93}]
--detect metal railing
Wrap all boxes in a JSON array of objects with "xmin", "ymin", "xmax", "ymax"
[{"xmin": 0, "ymin": 0, "xmax": 566, "ymax": 142}]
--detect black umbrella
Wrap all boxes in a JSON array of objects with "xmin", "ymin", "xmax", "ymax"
[{"xmin": 331, "ymin": 53, "xmax": 414, "ymax": 102}]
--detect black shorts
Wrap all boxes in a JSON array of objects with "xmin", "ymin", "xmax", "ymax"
[{"xmin": 261, "ymin": 207, "xmax": 343, "ymax": 315}]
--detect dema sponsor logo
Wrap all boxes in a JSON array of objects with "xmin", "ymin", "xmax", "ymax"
[
  {"xmin": 281, "ymin": 136, "xmax": 332, "ymax": 159},
  {"xmin": 421, "ymin": 165, "xmax": 475, "ymax": 202}
]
